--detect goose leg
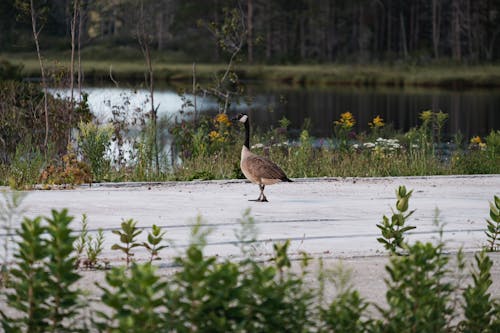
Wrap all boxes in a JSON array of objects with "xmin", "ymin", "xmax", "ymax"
[
  {"xmin": 249, "ymin": 184, "xmax": 268, "ymax": 202},
  {"xmin": 259, "ymin": 184, "xmax": 268, "ymax": 202}
]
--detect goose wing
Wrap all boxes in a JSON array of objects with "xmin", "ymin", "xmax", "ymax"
[{"xmin": 245, "ymin": 154, "xmax": 289, "ymax": 181}]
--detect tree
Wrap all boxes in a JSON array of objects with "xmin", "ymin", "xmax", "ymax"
[{"xmin": 15, "ymin": 0, "xmax": 50, "ymax": 150}]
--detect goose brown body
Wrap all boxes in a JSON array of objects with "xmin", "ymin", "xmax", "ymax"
[
  {"xmin": 236, "ymin": 113, "xmax": 292, "ymax": 202},
  {"xmin": 241, "ymin": 146, "xmax": 290, "ymax": 185}
]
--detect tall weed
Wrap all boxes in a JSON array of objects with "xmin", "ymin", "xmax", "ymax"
[
  {"xmin": 77, "ymin": 121, "xmax": 113, "ymax": 182},
  {"xmin": 485, "ymin": 195, "xmax": 500, "ymax": 252},
  {"xmin": 8, "ymin": 139, "xmax": 45, "ymax": 189},
  {"xmin": 376, "ymin": 186, "xmax": 416, "ymax": 255}
]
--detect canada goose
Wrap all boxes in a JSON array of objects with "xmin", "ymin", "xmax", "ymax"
[{"xmin": 235, "ymin": 113, "xmax": 292, "ymax": 202}]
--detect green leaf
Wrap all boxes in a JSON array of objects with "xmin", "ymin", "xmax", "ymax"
[{"xmin": 111, "ymin": 244, "xmax": 126, "ymax": 251}]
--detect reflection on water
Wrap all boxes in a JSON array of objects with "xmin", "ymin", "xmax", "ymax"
[
  {"xmin": 245, "ymin": 85, "xmax": 500, "ymax": 139},
  {"xmin": 52, "ymin": 85, "xmax": 500, "ymax": 139}
]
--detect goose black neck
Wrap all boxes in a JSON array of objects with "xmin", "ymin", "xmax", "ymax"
[{"xmin": 244, "ymin": 120, "xmax": 250, "ymax": 149}]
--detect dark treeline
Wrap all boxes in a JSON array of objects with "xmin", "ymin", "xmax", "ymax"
[{"xmin": 1, "ymin": 0, "xmax": 500, "ymax": 63}]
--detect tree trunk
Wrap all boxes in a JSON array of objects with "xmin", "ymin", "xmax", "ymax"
[
  {"xmin": 400, "ymin": 12, "xmax": 408, "ymax": 59},
  {"xmin": 247, "ymin": 0, "xmax": 253, "ymax": 63},
  {"xmin": 265, "ymin": 2, "xmax": 272, "ymax": 60},
  {"xmin": 78, "ymin": 0, "xmax": 84, "ymax": 99},
  {"xmin": 138, "ymin": 1, "xmax": 159, "ymax": 176},
  {"xmin": 30, "ymin": 0, "xmax": 49, "ymax": 150},
  {"xmin": 69, "ymin": 0, "xmax": 80, "ymax": 145},
  {"xmin": 451, "ymin": 0, "xmax": 462, "ymax": 61},
  {"xmin": 432, "ymin": 0, "xmax": 441, "ymax": 59},
  {"xmin": 157, "ymin": 11, "xmax": 164, "ymax": 51},
  {"xmin": 386, "ymin": 0, "xmax": 392, "ymax": 54},
  {"xmin": 192, "ymin": 62, "xmax": 197, "ymax": 124}
]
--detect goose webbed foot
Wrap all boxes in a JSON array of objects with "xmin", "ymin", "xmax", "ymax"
[
  {"xmin": 248, "ymin": 185, "xmax": 268, "ymax": 202},
  {"xmin": 249, "ymin": 195, "xmax": 268, "ymax": 202}
]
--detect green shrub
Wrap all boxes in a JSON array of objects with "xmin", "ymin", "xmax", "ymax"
[
  {"xmin": 8, "ymin": 139, "xmax": 45, "ymax": 189},
  {"xmin": 459, "ymin": 250, "xmax": 499, "ymax": 332},
  {"xmin": 1, "ymin": 194, "xmax": 500, "ymax": 332},
  {"xmin": 0, "ymin": 216, "xmax": 48, "ymax": 332},
  {"xmin": 1, "ymin": 209, "xmax": 83, "ymax": 332},
  {"xmin": 377, "ymin": 241, "xmax": 454, "ymax": 332},
  {"xmin": 162, "ymin": 221, "xmax": 315, "ymax": 332},
  {"xmin": 142, "ymin": 224, "xmax": 168, "ymax": 262},
  {"xmin": 111, "ymin": 218, "xmax": 143, "ymax": 267},
  {"xmin": 321, "ymin": 289, "xmax": 371, "ymax": 333},
  {"xmin": 77, "ymin": 121, "xmax": 113, "ymax": 182},
  {"xmin": 319, "ymin": 262, "xmax": 373, "ymax": 332},
  {"xmin": 96, "ymin": 263, "xmax": 167, "ymax": 332},
  {"xmin": 44, "ymin": 209, "xmax": 82, "ymax": 331}
]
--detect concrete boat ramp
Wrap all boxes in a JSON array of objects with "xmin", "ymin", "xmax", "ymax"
[
  {"xmin": 6, "ymin": 175, "xmax": 496, "ymax": 258},
  {"xmin": 1, "ymin": 175, "xmax": 499, "ymax": 303}
]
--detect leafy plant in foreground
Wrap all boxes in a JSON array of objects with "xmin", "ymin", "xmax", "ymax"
[
  {"xmin": 378, "ymin": 241, "xmax": 454, "ymax": 332},
  {"xmin": 162, "ymin": 218, "xmax": 316, "ymax": 332},
  {"xmin": 319, "ymin": 262, "xmax": 373, "ymax": 333},
  {"xmin": 0, "ymin": 191, "xmax": 26, "ymax": 286},
  {"xmin": 143, "ymin": 224, "xmax": 168, "ymax": 262},
  {"xmin": 84, "ymin": 228, "xmax": 105, "ymax": 269},
  {"xmin": 74, "ymin": 216, "xmax": 107, "ymax": 269},
  {"xmin": 45, "ymin": 209, "xmax": 82, "ymax": 332},
  {"xmin": 111, "ymin": 218, "xmax": 142, "ymax": 267},
  {"xmin": 485, "ymin": 195, "xmax": 500, "ymax": 251},
  {"xmin": 376, "ymin": 185, "xmax": 416, "ymax": 254},
  {"xmin": 1, "ymin": 216, "xmax": 49, "ymax": 332},
  {"xmin": 459, "ymin": 250, "xmax": 500, "ymax": 332},
  {"xmin": 96, "ymin": 263, "xmax": 167, "ymax": 332},
  {"xmin": 1, "ymin": 210, "xmax": 84, "ymax": 332},
  {"xmin": 74, "ymin": 214, "xmax": 89, "ymax": 269}
]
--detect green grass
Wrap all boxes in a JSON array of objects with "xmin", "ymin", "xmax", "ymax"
[{"xmin": 4, "ymin": 51, "xmax": 500, "ymax": 87}]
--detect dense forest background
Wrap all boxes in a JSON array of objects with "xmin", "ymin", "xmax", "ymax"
[{"xmin": 1, "ymin": 0, "xmax": 500, "ymax": 64}]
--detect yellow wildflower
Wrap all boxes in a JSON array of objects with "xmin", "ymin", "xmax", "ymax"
[
  {"xmin": 209, "ymin": 130, "xmax": 221, "ymax": 141},
  {"xmin": 470, "ymin": 136, "xmax": 482, "ymax": 145},
  {"xmin": 334, "ymin": 112, "xmax": 356, "ymax": 129},
  {"xmin": 215, "ymin": 113, "xmax": 231, "ymax": 126},
  {"xmin": 469, "ymin": 136, "xmax": 487, "ymax": 150},
  {"xmin": 419, "ymin": 110, "xmax": 433, "ymax": 122},
  {"xmin": 209, "ymin": 130, "xmax": 227, "ymax": 143},
  {"xmin": 369, "ymin": 115, "xmax": 385, "ymax": 128}
]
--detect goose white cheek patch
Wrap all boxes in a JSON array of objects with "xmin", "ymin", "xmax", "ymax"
[{"xmin": 239, "ymin": 115, "xmax": 248, "ymax": 123}]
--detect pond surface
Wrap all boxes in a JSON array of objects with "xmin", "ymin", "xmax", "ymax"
[{"xmin": 53, "ymin": 84, "xmax": 500, "ymax": 140}]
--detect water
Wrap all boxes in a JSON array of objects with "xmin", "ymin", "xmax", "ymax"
[{"xmin": 52, "ymin": 84, "xmax": 500, "ymax": 140}]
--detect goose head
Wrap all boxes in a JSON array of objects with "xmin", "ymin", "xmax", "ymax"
[{"xmin": 234, "ymin": 113, "xmax": 248, "ymax": 124}]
